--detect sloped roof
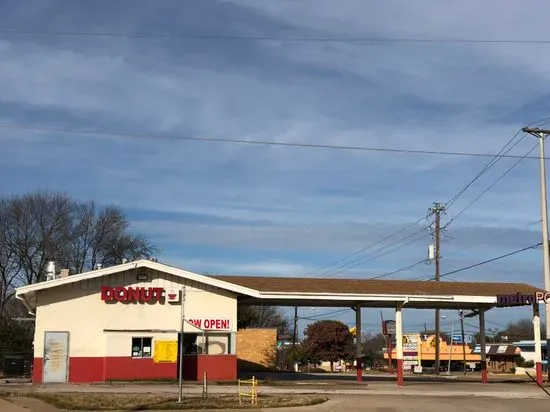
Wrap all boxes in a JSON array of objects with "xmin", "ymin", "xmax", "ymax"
[
  {"xmin": 15, "ymin": 260, "xmax": 260, "ymax": 300},
  {"xmin": 210, "ymin": 275, "xmax": 543, "ymax": 297}
]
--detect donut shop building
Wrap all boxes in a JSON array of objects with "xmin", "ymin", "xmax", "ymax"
[
  {"xmin": 14, "ymin": 260, "xmax": 261, "ymax": 383},
  {"xmin": 14, "ymin": 259, "xmax": 545, "ymax": 385}
]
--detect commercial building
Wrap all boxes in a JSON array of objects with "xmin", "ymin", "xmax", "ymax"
[
  {"xmin": 512, "ymin": 340, "xmax": 548, "ymax": 368},
  {"xmin": 384, "ymin": 334, "xmax": 481, "ymax": 371},
  {"xmin": 15, "ymin": 259, "xmax": 544, "ymax": 385},
  {"xmin": 472, "ymin": 344, "xmax": 520, "ymax": 373},
  {"xmin": 15, "ymin": 260, "xmax": 253, "ymax": 383}
]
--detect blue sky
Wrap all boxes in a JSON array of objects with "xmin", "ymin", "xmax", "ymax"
[{"xmin": 1, "ymin": 0, "xmax": 550, "ymax": 337}]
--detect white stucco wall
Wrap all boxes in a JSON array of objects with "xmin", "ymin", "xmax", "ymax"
[{"xmin": 33, "ymin": 267, "xmax": 237, "ymax": 359}]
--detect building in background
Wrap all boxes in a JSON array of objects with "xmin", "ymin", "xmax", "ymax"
[
  {"xmin": 512, "ymin": 340, "xmax": 548, "ymax": 369},
  {"xmin": 236, "ymin": 328, "xmax": 277, "ymax": 372},
  {"xmin": 384, "ymin": 334, "xmax": 480, "ymax": 372},
  {"xmin": 472, "ymin": 344, "xmax": 520, "ymax": 373}
]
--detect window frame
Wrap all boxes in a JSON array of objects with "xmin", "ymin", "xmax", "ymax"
[{"xmin": 131, "ymin": 336, "xmax": 153, "ymax": 358}]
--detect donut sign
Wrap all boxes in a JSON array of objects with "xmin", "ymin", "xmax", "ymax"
[{"xmin": 100, "ymin": 286, "xmax": 181, "ymax": 303}]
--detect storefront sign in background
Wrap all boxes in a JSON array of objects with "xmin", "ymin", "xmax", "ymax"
[{"xmin": 153, "ymin": 341, "xmax": 177, "ymax": 363}]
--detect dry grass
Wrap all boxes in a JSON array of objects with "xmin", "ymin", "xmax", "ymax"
[{"xmin": 1, "ymin": 391, "xmax": 328, "ymax": 410}]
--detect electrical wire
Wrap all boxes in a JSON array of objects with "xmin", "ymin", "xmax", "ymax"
[
  {"xmin": 300, "ymin": 217, "xmax": 426, "ymax": 278},
  {"xmin": 359, "ymin": 131, "xmax": 536, "ymax": 282},
  {"xmin": 5, "ymin": 29, "xmax": 550, "ymax": 45},
  {"xmin": 318, "ymin": 229, "xmax": 430, "ymax": 278},
  {"xmin": 445, "ymin": 131, "xmax": 527, "ymax": 210},
  {"xmin": 445, "ymin": 143, "xmax": 538, "ymax": 228},
  {"xmin": 368, "ymin": 258, "xmax": 429, "ymax": 280},
  {"xmin": 442, "ymin": 219, "xmax": 541, "ymax": 262},
  {"xmin": 2, "ymin": 123, "xmax": 550, "ymax": 160},
  {"xmin": 298, "ymin": 308, "xmax": 351, "ymax": 321},
  {"xmin": 417, "ymin": 242, "xmax": 542, "ymax": 281}
]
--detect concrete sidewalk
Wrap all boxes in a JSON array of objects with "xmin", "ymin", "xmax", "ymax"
[
  {"xmin": 0, "ymin": 398, "xmax": 32, "ymax": 412},
  {"xmin": 3, "ymin": 380, "xmax": 549, "ymax": 399}
]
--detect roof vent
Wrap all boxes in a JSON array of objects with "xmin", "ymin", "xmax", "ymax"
[{"xmin": 45, "ymin": 261, "xmax": 56, "ymax": 281}]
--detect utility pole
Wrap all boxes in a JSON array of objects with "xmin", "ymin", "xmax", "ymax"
[
  {"xmin": 460, "ymin": 310, "xmax": 467, "ymax": 374},
  {"xmin": 428, "ymin": 202, "xmax": 445, "ymax": 374},
  {"xmin": 522, "ymin": 126, "xmax": 550, "ymax": 383}
]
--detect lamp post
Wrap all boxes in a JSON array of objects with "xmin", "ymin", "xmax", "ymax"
[
  {"xmin": 442, "ymin": 314, "xmax": 458, "ymax": 375},
  {"xmin": 522, "ymin": 126, "xmax": 550, "ymax": 383}
]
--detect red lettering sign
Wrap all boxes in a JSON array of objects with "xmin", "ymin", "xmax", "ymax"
[
  {"xmin": 187, "ymin": 318, "xmax": 231, "ymax": 330},
  {"xmin": 101, "ymin": 286, "xmax": 165, "ymax": 303}
]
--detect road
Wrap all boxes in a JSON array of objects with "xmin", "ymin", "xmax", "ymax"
[
  {"xmin": 315, "ymin": 395, "xmax": 550, "ymax": 412},
  {"xmin": 2, "ymin": 393, "xmax": 550, "ymax": 412}
]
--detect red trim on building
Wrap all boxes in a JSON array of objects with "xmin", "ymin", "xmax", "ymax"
[
  {"xmin": 105, "ymin": 357, "xmax": 177, "ymax": 381},
  {"xmin": 33, "ymin": 358, "xmax": 43, "ymax": 384},
  {"xmin": 32, "ymin": 355, "xmax": 237, "ymax": 383},
  {"xmin": 195, "ymin": 355, "xmax": 237, "ymax": 381}
]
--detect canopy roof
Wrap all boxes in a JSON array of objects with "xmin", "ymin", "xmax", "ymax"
[{"xmin": 15, "ymin": 259, "xmax": 544, "ymax": 311}]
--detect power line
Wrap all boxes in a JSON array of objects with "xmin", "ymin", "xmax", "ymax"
[
  {"xmin": 443, "ymin": 116, "xmax": 550, "ymax": 215},
  {"xmin": 443, "ymin": 219, "xmax": 541, "ymax": 260},
  {"xmin": 4, "ymin": 29, "xmax": 550, "ymax": 45},
  {"xmin": 377, "ymin": 120, "xmax": 548, "ymax": 282},
  {"xmin": 299, "ymin": 308, "xmax": 351, "ymax": 320},
  {"xmin": 300, "ymin": 217, "xmax": 426, "ymax": 278},
  {"xmin": 368, "ymin": 259, "xmax": 429, "ymax": 280},
  {"xmin": 445, "ymin": 143, "xmax": 538, "ymax": 227},
  {"xmin": 3, "ymin": 123, "xmax": 550, "ymax": 160},
  {"xmin": 359, "ymin": 134, "xmax": 532, "ymax": 282},
  {"xmin": 419, "ymin": 242, "xmax": 542, "ymax": 281},
  {"xmin": 319, "ymin": 229, "xmax": 430, "ymax": 278},
  {"xmin": 445, "ymin": 131, "xmax": 527, "ymax": 209}
]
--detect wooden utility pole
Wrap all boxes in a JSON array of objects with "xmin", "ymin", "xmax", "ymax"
[
  {"xmin": 428, "ymin": 202, "xmax": 445, "ymax": 374},
  {"xmin": 460, "ymin": 309, "xmax": 467, "ymax": 374}
]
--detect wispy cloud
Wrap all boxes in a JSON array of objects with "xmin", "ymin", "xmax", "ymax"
[{"xmin": 1, "ymin": 0, "xmax": 549, "ymax": 330}]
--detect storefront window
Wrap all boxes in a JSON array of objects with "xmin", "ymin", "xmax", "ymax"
[
  {"xmin": 182, "ymin": 333, "xmax": 204, "ymax": 355},
  {"xmin": 131, "ymin": 337, "xmax": 152, "ymax": 358},
  {"xmin": 180, "ymin": 333, "xmax": 234, "ymax": 355},
  {"xmin": 206, "ymin": 333, "xmax": 229, "ymax": 355}
]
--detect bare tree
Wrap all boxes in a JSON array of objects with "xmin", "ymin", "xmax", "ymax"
[
  {"xmin": 237, "ymin": 305, "xmax": 291, "ymax": 336},
  {"xmin": 0, "ymin": 191, "xmax": 159, "ymax": 315}
]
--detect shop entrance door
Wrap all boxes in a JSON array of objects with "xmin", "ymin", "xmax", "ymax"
[{"xmin": 43, "ymin": 331, "xmax": 70, "ymax": 383}]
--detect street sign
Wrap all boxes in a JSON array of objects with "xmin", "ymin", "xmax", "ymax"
[
  {"xmin": 451, "ymin": 334, "xmax": 472, "ymax": 344},
  {"xmin": 383, "ymin": 320, "xmax": 396, "ymax": 336}
]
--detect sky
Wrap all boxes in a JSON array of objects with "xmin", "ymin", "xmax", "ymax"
[{"xmin": 1, "ymin": 0, "xmax": 550, "ymax": 337}]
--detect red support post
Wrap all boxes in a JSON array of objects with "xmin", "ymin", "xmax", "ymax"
[
  {"xmin": 397, "ymin": 359, "xmax": 404, "ymax": 386},
  {"xmin": 481, "ymin": 361, "xmax": 488, "ymax": 384},
  {"xmin": 388, "ymin": 339, "xmax": 393, "ymax": 374},
  {"xmin": 536, "ymin": 362, "xmax": 543, "ymax": 386}
]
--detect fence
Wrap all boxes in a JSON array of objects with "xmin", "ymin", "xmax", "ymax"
[
  {"xmin": 0, "ymin": 351, "xmax": 33, "ymax": 379},
  {"xmin": 238, "ymin": 376, "xmax": 258, "ymax": 405}
]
